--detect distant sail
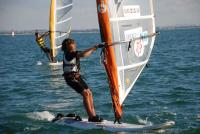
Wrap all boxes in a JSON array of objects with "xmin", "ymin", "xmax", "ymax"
[
  {"xmin": 11, "ymin": 31, "xmax": 15, "ymax": 37},
  {"xmin": 49, "ymin": 0, "xmax": 73, "ymax": 61},
  {"xmin": 96, "ymin": 0, "xmax": 156, "ymax": 120}
]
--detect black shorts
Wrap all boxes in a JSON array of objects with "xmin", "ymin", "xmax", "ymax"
[
  {"xmin": 41, "ymin": 47, "xmax": 50, "ymax": 53},
  {"xmin": 63, "ymin": 73, "xmax": 88, "ymax": 94}
]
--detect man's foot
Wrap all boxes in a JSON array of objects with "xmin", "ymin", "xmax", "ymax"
[
  {"xmin": 88, "ymin": 115, "xmax": 103, "ymax": 122},
  {"xmin": 74, "ymin": 115, "xmax": 82, "ymax": 121},
  {"xmin": 65, "ymin": 113, "xmax": 82, "ymax": 121},
  {"xmin": 66, "ymin": 113, "xmax": 76, "ymax": 117},
  {"xmin": 52, "ymin": 113, "xmax": 64, "ymax": 122}
]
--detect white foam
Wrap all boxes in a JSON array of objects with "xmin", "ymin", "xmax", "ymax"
[
  {"xmin": 49, "ymin": 61, "xmax": 63, "ymax": 66},
  {"xmin": 169, "ymin": 112, "xmax": 177, "ymax": 116},
  {"xmin": 136, "ymin": 116, "xmax": 152, "ymax": 125},
  {"xmin": 197, "ymin": 114, "xmax": 200, "ymax": 119},
  {"xmin": 27, "ymin": 111, "xmax": 55, "ymax": 121},
  {"xmin": 36, "ymin": 61, "xmax": 43, "ymax": 65}
]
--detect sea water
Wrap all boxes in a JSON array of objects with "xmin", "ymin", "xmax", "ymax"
[{"xmin": 0, "ymin": 28, "xmax": 200, "ymax": 134}]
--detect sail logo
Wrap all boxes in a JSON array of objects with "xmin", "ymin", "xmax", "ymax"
[
  {"xmin": 123, "ymin": 5, "xmax": 140, "ymax": 17},
  {"xmin": 124, "ymin": 27, "xmax": 144, "ymax": 57},
  {"xmin": 98, "ymin": 1, "xmax": 107, "ymax": 13},
  {"xmin": 134, "ymin": 39, "xmax": 144, "ymax": 57}
]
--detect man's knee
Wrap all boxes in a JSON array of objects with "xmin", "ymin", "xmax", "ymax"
[{"xmin": 82, "ymin": 89, "xmax": 92, "ymax": 97}]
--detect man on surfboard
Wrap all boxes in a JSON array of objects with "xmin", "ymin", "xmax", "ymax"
[
  {"xmin": 61, "ymin": 38, "xmax": 104, "ymax": 122},
  {"xmin": 35, "ymin": 31, "xmax": 54, "ymax": 62}
]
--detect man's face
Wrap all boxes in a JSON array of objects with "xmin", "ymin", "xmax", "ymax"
[
  {"xmin": 68, "ymin": 43, "xmax": 76, "ymax": 51},
  {"xmin": 35, "ymin": 33, "xmax": 39, "ymax": 37}
]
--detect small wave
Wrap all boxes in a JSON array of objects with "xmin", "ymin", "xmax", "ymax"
[
  {"xmin": 155, "ymin": 111, "xmax": 177, "ymax": 117},
  {"xmin": 36, "ymin": 61, "xmax": 43, "ymax": 65},
  {"xmin": 45, "ymin": 103, "xmax": 70, "ymax": 109},
  {"xmin": 197, "ymin": 114, "xmax": 200, "ymax": 119},
  {"xmin": 26, "ymin": 111, "xmax": 55, "ymax": 121},
  {"xmin": 173, "ymin": 86, "xmax": 192, "ymax": 91},
  {"xmin": 24, "ymin": 126, "xmax": 41, "ymax": 132},
  {"xmin": 168, "ymin": 112, "xmax": 177, "ymax": 116},
  {"xmin": 136, "ymin": 116, "xmax": 152, "ymax": 125}
]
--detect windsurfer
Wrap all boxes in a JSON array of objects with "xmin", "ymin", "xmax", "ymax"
[
  {"xmin": 62, "ymin": 38, "xmax": 104, "ymax": 122},
  {"xmin": 35, "ymin": 31, "xmax": 55, "ymax": 62}
]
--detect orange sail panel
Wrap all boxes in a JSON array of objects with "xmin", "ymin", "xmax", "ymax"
[{"xmin": 96, "ymin": 0, "xmax": 122, "ymax": 120}]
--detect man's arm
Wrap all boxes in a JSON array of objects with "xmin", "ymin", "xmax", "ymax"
[
  {"xmin": 40, "ymin": 31, "xmax": 49, "ymax": 38},
  {"xmin": 78, "ymin": 44, "xmax": 104, "ymax": 58},
  {"xmin": 78, "ymin": 46, "xmax": 97, "ymax": 58}
]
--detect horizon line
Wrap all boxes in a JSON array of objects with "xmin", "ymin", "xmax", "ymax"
[{"xmin": 0, "ymin": 25, "xmax": 200, "ymax": 34}]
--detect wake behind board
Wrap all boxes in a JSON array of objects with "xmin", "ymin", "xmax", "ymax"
[
  {"xmin": 53, "ymin": 116, "xmax": 175, "ymax": 132},
  {"xmin": 49, "ymin": 61, "xmax": 63, "ymax": 66}
]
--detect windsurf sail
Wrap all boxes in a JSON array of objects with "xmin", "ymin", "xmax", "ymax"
[
  {"xmin": 96, "ymin": 0, "xmax": 156, "ymax": 121},
  {"xmin": 49, "ymin": 0, "xmax": 73, "ymax": 62},
  {"xmin": 11, "ymin": 31, "xmax": 15, "ymax": 37}
]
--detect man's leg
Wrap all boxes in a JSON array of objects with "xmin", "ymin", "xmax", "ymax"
[
  {"xmin": 42, "ymin": 47, "xmax": 52, "ymax": 62},
  {"xmin": 46, "ymin": 53, "xmax": 53, "ymax": 62},
  {"xmin": 49, "ymin": 49, "xmax": 57, "ymax": 62},
  {"xmin": 82, "ymin": 89, "xmax": 96, "ymax": 118},
  {"xmin": 88, "ymin": 91, "xmax": 96, "ymax": 115}
]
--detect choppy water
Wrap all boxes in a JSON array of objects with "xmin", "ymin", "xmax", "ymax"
[{"xmin": 0, "ymin": 28, "xmax": 200, "ymax": 134}]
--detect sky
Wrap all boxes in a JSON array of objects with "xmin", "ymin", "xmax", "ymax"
[{"xmin": 0, "ymin": 0, "xmax": 200, "ymax": 31}]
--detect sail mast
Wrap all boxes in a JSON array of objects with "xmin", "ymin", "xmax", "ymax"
[
  {"xmin": 50, "ymin": 0, "xmax": 56, "ymax": 58},
  {"xmin": 96, "ymin": 0, "xmax": 122, "ymax": 120}
]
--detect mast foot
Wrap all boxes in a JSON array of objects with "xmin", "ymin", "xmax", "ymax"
[{"xmin": 114, "ymin": 118, "xmax": 122, "ymax": 124}]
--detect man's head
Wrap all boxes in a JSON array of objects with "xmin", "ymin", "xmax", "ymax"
[
  {"xmin": 35, "ymin": 32, "xmax": 39, "ymax": 37},
  {"xmin": 62, "ymin": 38, "xmax": 76, "ymax": 52}
]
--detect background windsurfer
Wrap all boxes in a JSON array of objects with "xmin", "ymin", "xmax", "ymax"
[
  {"xmin": 35, "ymin": 31, "xmax": 55, "ymax": 62},
  {"xmin": 61, "ymin": 38, "xmax": 104, "ymax": 122}
]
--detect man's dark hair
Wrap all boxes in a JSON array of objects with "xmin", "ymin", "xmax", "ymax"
[
  {"xmin": 61, "ymin": 38, "xmax": 75, "ymax": 51},
  {"xmin": 35, "ymin": 32, "xmax": 38, "ymax": 36}
]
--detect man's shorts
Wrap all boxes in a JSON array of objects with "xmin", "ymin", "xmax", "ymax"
[
  {"xmin": 41, "ymin": 47, "xmax": 50, "ymax": 53},
  {"xmin": 63, "ymin": 72, "xmax": 89, "ymax": 94}
]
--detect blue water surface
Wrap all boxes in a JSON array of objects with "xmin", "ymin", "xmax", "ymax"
[{"xmin": 0, "ymin": 28, "xmax": 200, "ymax": 134}]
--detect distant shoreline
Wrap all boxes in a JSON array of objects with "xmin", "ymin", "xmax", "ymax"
[
  {"xmin": 157, "ymin": 25, "xmax": 200, "ymax": 30},
  {"xmin": 0, "ymin": 29, "xmax": 100, "ymax": 35},
  {"xmin": 0, "ymin": 26, "xmax": 200, "ymax": 35}
]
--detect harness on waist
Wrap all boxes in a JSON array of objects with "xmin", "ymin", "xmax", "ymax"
[
  {"xmin": 36, "ymin": 37, "xmax": 46, "ymax": 48},
  {"xmin": 63, "ymin": 52, "xmax": 80, "ymax": 73}
]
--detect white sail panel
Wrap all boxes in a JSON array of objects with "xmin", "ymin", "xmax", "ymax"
[
  {"xmin": 107, "ymin": 0, "xmax": 156, "ymax": 104},
  {"xmin": 50, "ymin": 0, "xmax": 73, "ymax": 58}
]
